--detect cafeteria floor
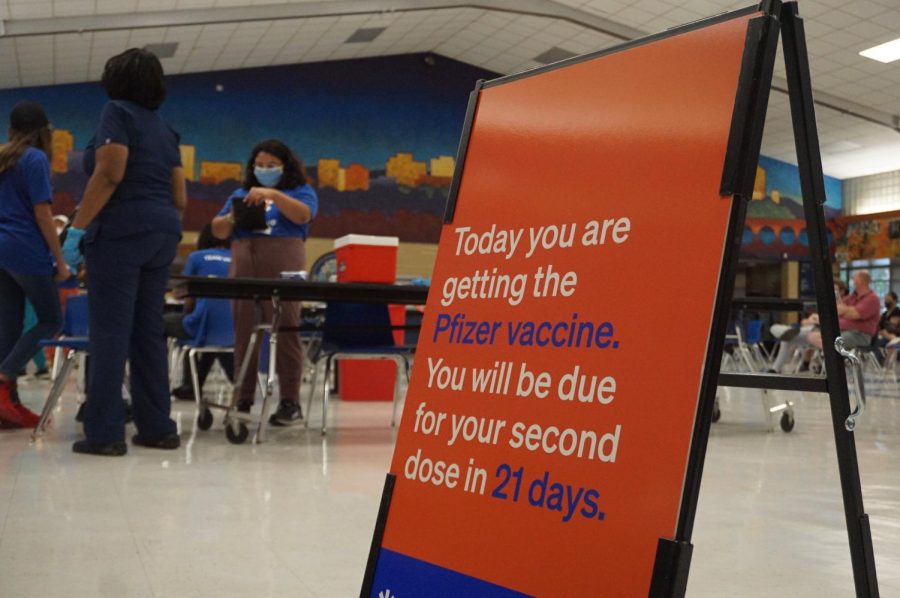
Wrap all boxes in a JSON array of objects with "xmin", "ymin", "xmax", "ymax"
[{"xmin": 0, "ymin": 375, "xmax": 898, "ymax": 598}]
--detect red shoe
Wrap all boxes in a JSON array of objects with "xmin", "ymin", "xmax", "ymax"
[
  {"xmin": 13, "ymin": 403, "xmax": 40, "ymax": 427},
  {"xmin": 0, "ymin": 382, "xmax": 28, "ymax": 428}
]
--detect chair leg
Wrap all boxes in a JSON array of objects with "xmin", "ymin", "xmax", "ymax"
[
  {"xmin": 76, "ymin": 353, "xmax": 87, "ymax": 398},
  {"xmin": 321, "ymin": 356, "xmax": 333, "ymax": 436},
  {"xmin": 304, "ymin": 358, "xmax": 320, "ymax": 429},
  {"xmin": 188, "ymin": 349, "xmax": 202, "ymax": 408},
  {"xmin": 257, "ymin": 329, "xmax": 280, "ymax": 443},
  {"xmin": 50, "ymin": 346, "xmax": 63, "ymax": 381},
  {"xmin": 32, "ymin": 350, "xmax": 77, "ymax": 440}
]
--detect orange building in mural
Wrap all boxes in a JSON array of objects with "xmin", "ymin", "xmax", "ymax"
[
  {"xmin": 200, "ymin": 161, "xmax": 242, "ymax": 184},
  {"xmin": 752, "ymin": 165, "xmax": 766, "ymax": 200},
  {"xmin": 430, "ymin": 155, "xmax": 455, "ymax": 178},
  {"xmin": 51, "ymin": 129, "xmax": 74, "ymax": 174},
  {"xmin": 180, "ymin": 145, "xmax": 197, "ymax": 180},
  {"xmin": 343, "ymin": 163, "xmax": 370, "ymax": 191},
  {"xmin": 318, "ymin": 158, "xmax": 340, "ymax": 189},
  {"xmin": 386, "ymin": 152, "xmax": 427, "ymax": 187}
]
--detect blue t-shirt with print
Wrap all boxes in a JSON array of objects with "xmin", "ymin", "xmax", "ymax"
[
  {"xmin": 0, "ymin": 147, "xmax": 55, "ymax": 276},
  {"xmin": 181, "ymin": 248, "xmax": 231, "ymax": 337},
  {"xmin": 83, "ymin": 100, "xmax": 182, "ymax": 242},
  {"xmin": 182, "ymin": 248, "xmax": 231, "ymax": 278},
  {"xmin": 217, "ymin": 184, "xmax": 318, "ymax": 240}
]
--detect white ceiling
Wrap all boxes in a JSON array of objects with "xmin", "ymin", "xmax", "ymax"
[{"xmin": 1, "ymin": 0, "xmax": 899, "ymax": 179}]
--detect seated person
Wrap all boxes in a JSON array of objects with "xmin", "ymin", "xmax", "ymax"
[
  {"xmin": 878, "ymin": 310, "xmax": 900, "ymax": 351},
  {"xmin": 807, "ymin": 270, "xmax": 880, "ymax": 353},
  {"xmin": 770, "ymin": 310, "xmax": 819, "ymax": 373},
  {"xmin": 877, "ymin": 291, "xmax": 899, "ymax": 343},
  {"xmin": 166, "ymin": 224, "xmax": 234, "ymax": 400}
]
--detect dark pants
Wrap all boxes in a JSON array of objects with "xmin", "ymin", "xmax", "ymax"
[
  {"xmin": 0, "ymin": 270, "xmax": 62, "ymax": 380},
  {"xmin": 164, "ymin": 312, "xmax": 235, "ymax": 388},
  {"xmin": 83, "ymin": 232, "xmax": 179, "ymax": 444}
]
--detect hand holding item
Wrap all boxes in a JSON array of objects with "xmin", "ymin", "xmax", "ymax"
[
  {"xmin": 62, "ymin": 227, "xmax": 86, "ymax": 270},
  {"xmin": 244, "ymin": 187, "xmax": 272, "ymax": 206}
]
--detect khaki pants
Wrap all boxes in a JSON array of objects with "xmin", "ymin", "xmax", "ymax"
[{"xmin": 229, "ymin": 236, "xmax": 306, "ymax": 405}]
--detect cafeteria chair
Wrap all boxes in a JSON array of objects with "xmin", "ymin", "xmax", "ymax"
[
  {"xmin": 308, "ymin": 250, "xmax": 336, "ymax": 282},
  {"xmin": 32, "ymin": 294, "xmax": 89, "ymax": 439},
  {"xmin": 170, "ymin": 297, "xmax": 235, "ymax": 431},
  {"xmin": 304, "ymin": 301, "xmax": 412, "ymax": 435}
]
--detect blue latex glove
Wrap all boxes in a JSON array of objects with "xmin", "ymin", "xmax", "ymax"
[{"xmin": 62, "ymin": 227, "xmax": 86, "ymax": 270}]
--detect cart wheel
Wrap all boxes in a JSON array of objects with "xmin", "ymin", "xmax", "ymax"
[
  {"xmin": 225, "ymin": 422, "xmax": 249, "ymax": 444},
  {"xmin": 780, "ymin": 412, "xmax": 795, "ymax": 432},
  {"xmin": 711, "ymin": 399, "xmax": 721, "ymax": 423},
  {"xmin": 197, "ymin": 408, "xmax": 214, "ymax": 431}
]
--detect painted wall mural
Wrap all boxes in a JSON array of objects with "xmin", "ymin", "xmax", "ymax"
[
  {"xmin": 0, "ymin": 53, "xmax": 496, "ymax": 243},
  {"xmin": 2, "ymin": 56, "xmax": 842, "ymax": 252},
  {"xmin": 741, "ymin": 155, "xmax": 843, "ymax": 258},
  {"xmin": 835, "ymin": 212, "xmax": 900, "ymax": 262}
]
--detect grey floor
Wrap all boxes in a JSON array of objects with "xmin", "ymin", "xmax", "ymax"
[{"xmin": 0, "ymin": 373, "xmax": 898, "ymax": 597}]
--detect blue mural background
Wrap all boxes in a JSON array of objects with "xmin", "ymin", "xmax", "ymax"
[
  {"xmin": 0, "ymin": 52, "xmax": 842, "ymax": 249},
  {"xmin": 0, "ymin": 53, "xmax": 496, "ymax": 241}
]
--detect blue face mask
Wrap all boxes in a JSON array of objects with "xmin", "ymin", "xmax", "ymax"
[{"xmin": 254, "ymin": 166, "xmax": 283, "ymax": 188}]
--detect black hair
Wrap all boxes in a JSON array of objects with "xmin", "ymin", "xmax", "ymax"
[
  {"xmin": 888, "ymin": 291, "xmax": 898, "ymax": 302},
  {"xmin": 101, "ymin": 48, "xmax": 167, "ymax": 110},
  {"xmin": 197, "ymin": 223, "xmax": 230, "ymax": 250},
  {"xmin": 243, "ymin": 139, "xmax": 306, "ymax": 190}
]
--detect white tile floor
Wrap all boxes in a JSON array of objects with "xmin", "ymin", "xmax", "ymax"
[{"xmin": 0, "ymin": 374, "xmax": 898, "ymax": 597}]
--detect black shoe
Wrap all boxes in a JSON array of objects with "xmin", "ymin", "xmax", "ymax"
[
  {"xmin": 171, "ymin": 386, "xmax": 195, "ymax": 401},
  {"xmin": 237, "ymin": 400, "xmax": 253, "ymax": 413},
  {"xmin": 34, "ymin": 368, "xmax": 50, "ymax": 379},
  {"xmin": 132, "ymin": 433, "xmax": 181, "ymax": 450},
  {"xmin": 269, "ymin": 401, "xmax": 302, "ymax": 426},
  {"xmin": 72, "ymin": 439, "xmax": 127, "ymax": 456}
]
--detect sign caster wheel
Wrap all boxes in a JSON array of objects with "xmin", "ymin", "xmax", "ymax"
[
  {"xmin": 780, "ymin": 412, "xmax": 795, "ymax": 432},
  {"xmin": 226, "ymin": 422, "xmax": 249, "ymax": 444},
  {"xmin": 197, "ymin": 408, "xmax": 214, "ymax": 431}
]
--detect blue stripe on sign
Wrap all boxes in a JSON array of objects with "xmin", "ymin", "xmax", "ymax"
[{"xmin": 370, "ymin": 549, "xmax": 532, "ymax": 598}]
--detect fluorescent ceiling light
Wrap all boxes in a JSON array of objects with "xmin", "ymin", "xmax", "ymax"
[{"xmin": 859, "ymin": 37, "xmax": 900, "ymax": 63}]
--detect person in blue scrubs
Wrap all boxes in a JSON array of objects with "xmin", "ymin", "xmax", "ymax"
[
  {"xmin": 211, "ymin": 140, "xmax": 317, "ymax": 426},
  {"xmin": 62, "ymin": 49, "xmax": 186, "ymax": 456},
  {"xmin": 0, "ymin": 102, "xmax": 68, "ymax": 428}
]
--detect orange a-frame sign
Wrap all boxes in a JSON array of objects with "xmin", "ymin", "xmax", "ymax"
[{"xmin": 363, "ymin": 5, "xmax": 791, "ymax": 597}]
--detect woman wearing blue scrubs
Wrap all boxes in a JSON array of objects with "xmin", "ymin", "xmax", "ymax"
[
  {"xmin": 63, "ymin": 49, "xmax": 186, "ymax": 456},
  {"xmin": 0, "ymin": 102, "xmax": 67, "ymax": 428}
]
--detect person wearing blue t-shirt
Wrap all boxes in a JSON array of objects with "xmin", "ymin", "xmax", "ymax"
[
  {"xmin": 61, "ymin": 49, "xmax": 186, "ymax": 456},
  {"xmin": 0, "ymin": 102, "xmax": 67, "ymax": 428},
  {"xmin": 211, "ymin": 139, "xmax": 317, "ymax": 426},
  {"xmin": 166, "ymin": 223, "xmax": 234, "ymax": 400}
]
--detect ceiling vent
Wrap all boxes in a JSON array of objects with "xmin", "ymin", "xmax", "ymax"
[{"xmin": 346, "ymin": 27, "xmax": 386, "ymax": 43}]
